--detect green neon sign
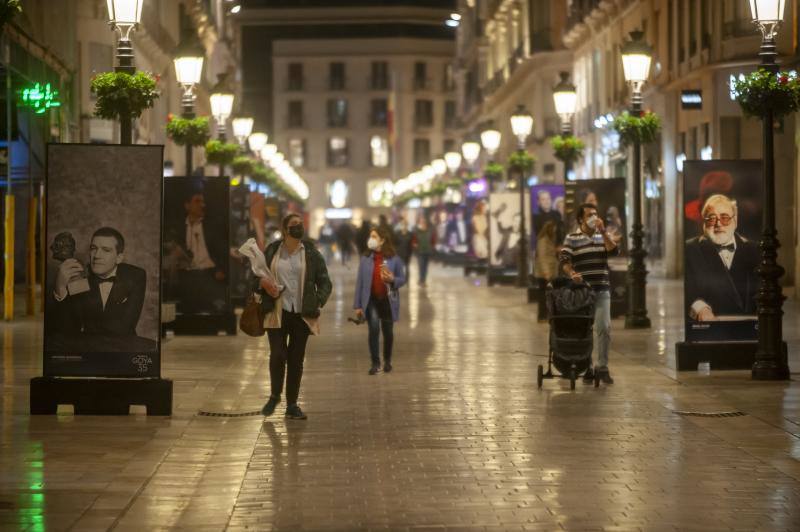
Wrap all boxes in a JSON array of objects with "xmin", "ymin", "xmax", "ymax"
[{"xmin": 18, "ymin": 83, "xmax": 61, "ymax": 114}]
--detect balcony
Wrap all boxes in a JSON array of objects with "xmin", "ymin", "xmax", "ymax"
[{"xmin": 566, "ymin": 0, "xmax": 601, "ymax": 32}]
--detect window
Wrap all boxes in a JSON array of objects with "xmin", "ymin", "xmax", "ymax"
[
  {"xmin": 371, "ymin": 61, "xmax": 389, "ymax": 90},
  {"xmin": 413, "ymin": 138, "xmax": 430, "ymax": 166},
  {"xmin": 415, "ymin": 100, "xmax": 434, "ymax": 127},
  {"xmin": 414, "ymin": 62, "xmax": 427, "ymax": 90},
  {"xmin": 370, "ymin": 135, "xmax": 389, "ymax": 167},
  {"xmin": 444, "ymin": 63, "xmax": 455, "ymax": 91},
  {"xmin": 327, "ymin": 137, "xmax": 349, "ymax": 167},
  {"xmin": 329, "ymin": 62, "xmax": 346, "ymax": 90},
  {"xmin": 289, "ymin": 139, "xmax": 306, "ymax": 167},
  {"xmin": 529, "ymin": 0, "xmax": 552, "ymax": 51},
  {"xmin": 288, "ymin": 63, "xmax": 303, "ymax": 91},
  {"xmin": 327, "ymin": 98, "xmax": 348, "ymax": 128},
  {"xmin": 370, "ymin": 99, "xmax": 388, "ymax": 127},
  {"xmin": 444, "ymin": 100, "xmax": 456, "ymax": 129},
  {"xmin": 288, "ymin": 100, "xmax": 304, "ymax": 128}
]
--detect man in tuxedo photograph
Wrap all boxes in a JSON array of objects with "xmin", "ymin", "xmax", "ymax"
[
  {"xmin": 685, "ymin": 193, "xmax": 759, "ymax": 321},
  {"xmin": 165, "ymin": 185, "xmax": 228, "ymax": 314},
  {"xmin": 48, "ymin": 227, "xmax": 154, "ymax": 352}
]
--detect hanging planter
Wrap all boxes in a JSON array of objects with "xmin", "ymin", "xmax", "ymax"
[
  {"xmin": 90, "ymin": 71, "xmax": 159, "ymax": 122},
  {"xmin": 484, "ymin": 161, "xmax": 505, "ymax": 181},
  {"xmin": 205, "ymin": 140, "xmax": 240, "ymax": 166},
  {"xmin": 231, "ymin": 156, "xmax": 256, "ymax": 176},
  {"xmin": 611, "ymin": 111, "xmax": 661, "ymax": 147},
  {"xmin": 0, "ymin": 0, "xmax": 22, "ymax": 31},
  {"xmin": 166, "ymin": 115, "xmax": 210, "ymax": 147},
  {"xmin": 506, "ymin": 151, "xmax": 535, "ymax": 173},
  {"xmin": 550, "ymin": 135, "xmax": 585, "ymax": 164},
  {"xmin": 733, "ymin": 69, "xmax": 800, "ymax": 119}
]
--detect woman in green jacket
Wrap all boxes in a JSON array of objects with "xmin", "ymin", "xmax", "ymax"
[{"xmin": 257, "ymin": 213, "xmax": 332, "ymax": 420}]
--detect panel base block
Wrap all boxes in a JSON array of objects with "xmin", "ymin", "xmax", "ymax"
[{"xmin": 30, "ymin": 377, "xmax": 173, "ymax": 415}]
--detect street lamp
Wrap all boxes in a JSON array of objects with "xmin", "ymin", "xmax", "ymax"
[
  {"xmin": 621, "ymin": 30, "xmax": 653, "ymax": 330},
  {"xmin": 445, "ymin": 151, "xmax": 462, "ymax": 175},
  {"xmin": 210, "ymin": 73, "xmax": 235, "ymax": 141},
  {"xmin": 107, "ymin": 0, "xmax": 144, "ymax": 144},
  {"xmin": 510, "ymin": 105, "xmax": 534, "ymax": 289},
  {"xmin": 432, "ymin": 157, "xmax": 447, "ymax": 177},
  {"xmin": 248, "ymin": 132, "xmax": 268, "ymax": 154},
  {"xmin": 260, "ymin": 143, "xmax": 278, "ymax": 164},
  {"xmin": 480, "ymin": 122, "xmax": 502, "ymax": 159},
  {"xmin": 174, "ymin": 30, "xmax": 205, "ymax": 175},
  {"xmin": 461, "ymin": 139, "xmax": 481, "ymax": 167},
  {"xmin": 749, "ymin": 0, "xmax": 790, "ymax": 380},
  {"xmin": 553, "ymin": 72, "xmax": 578, "ymax": 182},
  {"xmin": 232, "ymin": 117, "xmax": 254, "ymax": 146}
]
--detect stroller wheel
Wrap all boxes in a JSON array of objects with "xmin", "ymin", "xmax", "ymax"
[
  {"xmin": 537, "ymin": 365, "xmax": 544, "ymax": 389},
  {"xmin": 569, "ymin": 369, "xmax": 576, "ymax": 390}
]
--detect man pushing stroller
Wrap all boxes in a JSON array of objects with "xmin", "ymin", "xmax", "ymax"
[{"xmin": 559, "ymin": 203, "xmax": 620, "ymax": 384}]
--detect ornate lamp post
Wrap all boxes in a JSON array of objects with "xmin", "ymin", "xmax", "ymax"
[
  {"xmin": 552, "ymin": 71, "xmax": 578, "ymax": 182},
  {"xmin": 749, "ymin": 0, "xmax": 790, "ymax": 380},
  {"xmin": 480, "ymin": 122, "xmax": 502, "ymax": 160},
  {"xmin": 210, "ymin": 73, "xmax": 235, "ymax": 142},
  {"xmin": 248, "ymin": 132, "xmax": 268, "ymax": 155},
  {"xmin": 444, "ymin": 151, "xmax": 462, "ymax": 175},
  {"xmin": 510, "ymin": 105, "xmax": 534, "ymax": 288},
  {"xmin": 461, "ymin": 139, "xmax": 481, "ymax": 169},
  {"xmin": 107, "ymin": 0, "xmax": 144, "ymax": 144},
  {"xmin": 260, "ymin": 143, "xmax": 278, "ymax": 164},
  {"xmin": 432, "ymin": 157, "xmax": 447, "ymax": 177},
  {"xmin": 621, "ymin": 30, "xmax": 652, "ymax": 330},
  {"xmin": 232, "ymin": 117, "xmax": 254, "ymax": 146},
  {"xmin": 173, "ymin": 30, "xmax": 205, "ymax": 175}
]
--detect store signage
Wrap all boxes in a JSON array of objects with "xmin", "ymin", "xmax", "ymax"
[
  {"xmin": 19, "ymin": 83, "xmax": 61, "ymax": 114},
  {"xmin": 681, "ymin": 90, "xmax": 702, "ymax": 110}
]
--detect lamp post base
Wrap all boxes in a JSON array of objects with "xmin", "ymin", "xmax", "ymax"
[
  {"xmin": 752, "ymin": 359, "xmax": 790, "ymax": 380},
  {"xmin": 624, "ymin": 314, "xmax": 651, "ymax": 329}
]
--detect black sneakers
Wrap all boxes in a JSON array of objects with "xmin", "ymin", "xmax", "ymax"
[
  {"xmin": 383, "ymin": 362, "xmax": 393, "ymax": 373},
  {"xmin": 368, "ymin": 365, "xmax": 380, "ymax": 375},
  {"xmin": 597, "ymin": 368, "xmax": 614, "ymax": 384},
  {"xmin": 260, "ymin": 395, "xmax": 280, "ymax": 417},
  {"xmin": 583, "ymin": 368, "xmax": 595, "ymax": 383},
  {"xmin": 285, "ymin": 404, "xmax": 307, "ymax": 420}
]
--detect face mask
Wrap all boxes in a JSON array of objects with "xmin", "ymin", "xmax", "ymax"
[
  {"xmin": 367, "ymin": 237, "xmax": 380, "ymax": 251},
  {"xmin": 586, "ymin": 215, "xmax": 598, "ymax": 230},
  {"xmin": 288, "ymin": 224, "xmax": 304, "ymax": 239}
]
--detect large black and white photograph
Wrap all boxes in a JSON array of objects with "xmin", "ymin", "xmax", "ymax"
[
  {"xmin": 683, "ymin": 160, "xmax": 761, "ymax": 342},
  {"xmin": 163, "ymin": 176, "xmax": 231, "ymax": 318},
  {"xmin": 43, "ymin": 144, "xmax": 162, "ymax": 377},
  {"xmin": 488, "ymin": 192, "xmax": 530, "ymax": 269}
]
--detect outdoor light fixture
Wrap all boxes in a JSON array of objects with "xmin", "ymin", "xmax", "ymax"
[
  {"xmin": 445, "ymin": 151, "xmax": 462, "ymax": 174},
  {"xmin": 510, "ymin": 105, "xmax": 534, "ymax": 148},
  {"xmin": 210, "ymin": 73, "xmax": 235, "ymax": 141},
  {"xmin": 260, "ymin": 143, "xmax": 278, "ymax": 163},
  {"xmin": 173, "ymin": 28, "xmax": 205, "ymax": 173},
  {"xmin": 747, "ymin": 0, "xmax": 790, "ymax": 379},
  {"xmin": 422, "ymin": 165, "xmax": 436, "ymax": 181},
  {"xmin": 509, "ymin": 104, "xmax": 534, "ymax": 289},
  {"xmin": 432, "ymin": 158, "xmax": 447, "ymax": 176},
  {"xmin": 247, "ymin": 132, "xmax": 268, "ymax": 154},
  {"xmin": 480, "ymin": 122, "xmax": 502, "ymax": 156},
  {"xmin": 232, "ymin": 117, "xmax": 254, "ymax": 145},
  {"xmin": 270, "ymin": 152, "xmax": 285, "ymax": 167},
  {"xmin": 461, "ymin": 140, "xmax": 481, "ymax": 166},
  {"xmin": 552, "ymin": 72, "xmax": 577, "ymax": 134},
  {"xmin": 621, "ymin": 30, "xmax": 653, "ymax": 330},
  {"xmin": 107, "ymin": 0, "xmax": 144, "ymax": 144}
]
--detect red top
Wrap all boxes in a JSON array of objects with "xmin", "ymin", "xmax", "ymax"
[{"xmin": 371, "ymin": 252, "xmax": 388, "ymax": 299}]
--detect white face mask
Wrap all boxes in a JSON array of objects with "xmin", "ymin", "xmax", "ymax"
[
  {"xmin": 367, "ymin": 237, "xmax": 381, "ymax": 251},
  {"xmin": 586, "ymin": 215, "xmax": 598, "ymax": 230}
]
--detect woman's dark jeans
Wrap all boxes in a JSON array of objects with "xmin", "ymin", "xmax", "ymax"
[
  {"xmin": 417, "ymin": 254, "xmax": 431, "ymax": 284},
  {"xmin": 367, "ymin": 300, "xmax": 393, "ymax": 367},
  {"xmin": 266, "ymin": 310, "xmax": 310, "ymax": 404}
]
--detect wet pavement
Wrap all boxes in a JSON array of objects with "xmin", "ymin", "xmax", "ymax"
[{"xmin": 3, "ymin": 261, "xmax": 800, "ymax": 530}]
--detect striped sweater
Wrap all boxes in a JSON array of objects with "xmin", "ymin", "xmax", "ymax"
[{"xmin": 559, "ymin": 231, "xmax": 615, "ymax": 292}]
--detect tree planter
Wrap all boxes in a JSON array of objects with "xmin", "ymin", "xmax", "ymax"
[
  {"xmin": 91, "ymin": 71, "xmax": 159, "ymax": 144},
  {"xmin": 166, "ymin": 115, "xmax": 210, "ymax": 147}
]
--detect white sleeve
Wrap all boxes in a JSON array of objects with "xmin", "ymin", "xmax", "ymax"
[{"xmin": 689, "ymin": 299, "xmax": 711, "ymax": 319}]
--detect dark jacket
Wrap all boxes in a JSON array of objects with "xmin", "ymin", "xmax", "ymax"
[
  {"xmin": 685, "ymin": 233, "xmax": 758, "ymax": 317},
  {"xmin": 256, "ymin": 239, "xmax": 333, "ymax": 318},
  {"xmin": 172, "ymin": 217, "xmax": 228, "ymax": 274},
  {"xmin": 49, "ymin": 262, "xmax": 146, "ymax": 337}
]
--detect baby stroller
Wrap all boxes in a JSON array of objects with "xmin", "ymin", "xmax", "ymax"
[{"xmin": 537, "ymin": 277, "xmax": 598, "ymax": 389}]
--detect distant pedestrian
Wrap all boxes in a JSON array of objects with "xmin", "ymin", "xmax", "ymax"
[
  {"xmin": 394, "ymin": 220, "xmax": 413, "ymax": 270},
  {"xmin": 257, "ymin": 213, "xmax": 333, "ymax": 419},
  {"xmin": 412, "ymin": 218, "xmax": 434, "ymax": 286},
  {"xmin": 336, "ymin": 222, "xmax": 354, "ymax": 265},
  {"xmin": 356, "ymin": 220, "xmax": 372, "ymax": 256},
  {"xmin": 559, "ymin": 203, "xmax": 619, "ymax": 385},
  {"xmin": 354, "ymin": 226, "xmax": 407, "ymax": 375}
]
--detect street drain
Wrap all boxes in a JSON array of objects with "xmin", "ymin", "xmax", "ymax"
[
  {"xmin": 673, "ymin": 410, "xmax": 747, "ymax": 418},
  {"xmin": 198, "ymin": 410, "xmax": 262, "ymax": 417}
]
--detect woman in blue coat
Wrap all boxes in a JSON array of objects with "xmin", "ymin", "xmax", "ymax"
[{"xmin": 354, "ymin": 226, "xmax": 407, "ymax": 375}]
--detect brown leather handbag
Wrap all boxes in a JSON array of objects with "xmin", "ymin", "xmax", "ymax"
[{"xmin": 239, "ymin": 294, "xmax": 266, "ymax": 337}]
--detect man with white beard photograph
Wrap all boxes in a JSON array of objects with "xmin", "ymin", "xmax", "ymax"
[{"xmin": 684, "ymin": 193, "xmax": 759, "ymax": 321}]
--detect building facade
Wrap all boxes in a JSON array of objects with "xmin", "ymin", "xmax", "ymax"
[{"xmin": 233, "ymin": 0, "xmax": 457, "ymax": 235}]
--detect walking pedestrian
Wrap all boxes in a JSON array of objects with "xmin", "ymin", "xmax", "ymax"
[
  {"xmin": 354, "ymin": 226, "xmax": 407, "ymax": 375},
  {"xmin": 394, "ymin": 220, "xmax": 413, "ymax": 269},
  {"xmin": 356, "ymin": 220, "xmax": 372, "ymax": 256},
  {"xmin": 559, "ymin": 203, "xmax": 619, "ymax": 384},
  {"xmin": 257, "ymin": 213, "xmax": 333, "ymax": 419},
  {"xmin": 412, "ymin": 218, "xmax": 434, "ymax": 286}
]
